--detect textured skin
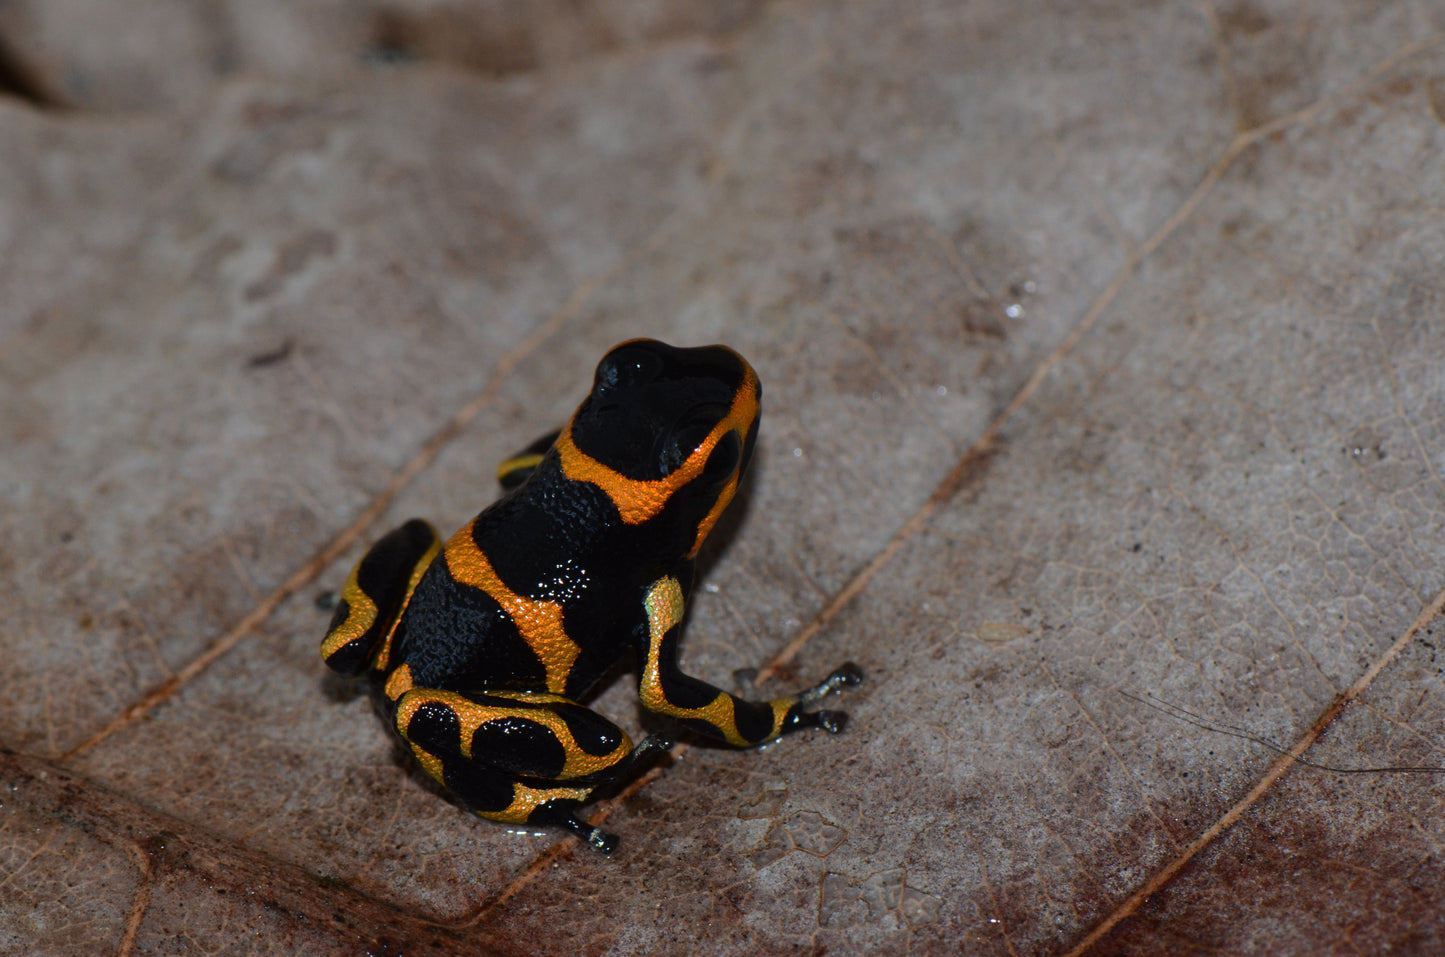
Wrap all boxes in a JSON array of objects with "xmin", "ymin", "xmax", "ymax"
[{"xmin": 322, "ymin": 339, "xmax": 860, "ymax": 850}]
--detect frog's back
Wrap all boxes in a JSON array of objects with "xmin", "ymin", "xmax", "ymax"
[{"xmin": 390, "ymin": 470, "xmax": 635, "ymax": 697}]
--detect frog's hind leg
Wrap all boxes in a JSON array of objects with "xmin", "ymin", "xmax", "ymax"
[
  {"xmin": 388, "ymin": 682, "xmax": 672, "ymax": 852},
  {"xmin": 320, "ymin": 519, "xmax": 440, "ymax": 677}
]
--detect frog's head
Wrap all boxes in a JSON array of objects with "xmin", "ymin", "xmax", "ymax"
[{"xmin": 559, "ymin": 338, "xmax": 761, "ymax": 557}]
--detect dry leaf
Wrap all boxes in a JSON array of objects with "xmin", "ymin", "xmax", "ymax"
[{"xmin": 2, "ymin": 2, "xmax": 1444, "ymax": 954}]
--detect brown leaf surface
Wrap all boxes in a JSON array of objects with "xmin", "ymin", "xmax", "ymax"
[{"xmin": 3, "ymin": 2, "xmax": 1445, "ymax": 954}]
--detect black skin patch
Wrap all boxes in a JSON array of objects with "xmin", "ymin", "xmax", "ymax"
[
  {"xmin": 397, "ymin": 559, "xmax": 547, "ymax": 691},
  {"xmin": 356, "ymin": 519, "xmax": 437, "ymax": 601},
  {"xmin": 554, "ymin": 704, "xmax": 627, "ymax": 758},
  {"xmin": 652, "ymin": 657, "xmax": 726, "ymax": 710},
  {"xmin": 404, "ymin": 702, "xmax": 463, "ymax": 757},
  {"xmin": 442, "ymin": 762, "xmax": 520, "ymax": 815},
  {"xmin": 731, "ymin": 701, "xmax": 780, "ymax": 744},
  {"xmin": 469, "ymin": 718, "xmax": 568, "ymax": 778},
  {"xmin": 321, "ymin": 339, "xmax": 862, "ymax": 852}
]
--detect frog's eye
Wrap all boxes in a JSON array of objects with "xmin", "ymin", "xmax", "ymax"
[
  {"xmin": 660, "ymin": 406, "xmax": 729, "ymax": 476},
  {"xmin": 595, "ymin": 344, "xmax": 662, "ymax": 397},
  {"xmin": 701, "ymin": 430, "xmax": 742, "ymax": 483},
  {"xmin": 661, "ymin": 421, "xmax": 711, "ymax": 475}
]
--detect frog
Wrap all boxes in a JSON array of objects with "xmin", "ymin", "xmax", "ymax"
[{"xmin": 321, "ymin": 338, "xmax": 863, "ymax": 852}]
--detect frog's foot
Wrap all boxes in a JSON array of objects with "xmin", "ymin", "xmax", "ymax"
[
  {"xmin": 528, "ymin": 734, "xmax": 673, "ymax": 853},
  {"xmin": 530, "ymin": 803, "xmax": 620, "ymax": 853},
  {"xmin": 390, "ymin": 686, "xmax": 672, "ymax": 852},
  {"xmin": 776, "ymin": 662, "xmax": 865, "ymax": 735}
]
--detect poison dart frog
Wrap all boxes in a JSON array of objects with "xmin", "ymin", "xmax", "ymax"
[{"xmin": 321, "ymin": 338, "xmax": 862, "ymax": 852}]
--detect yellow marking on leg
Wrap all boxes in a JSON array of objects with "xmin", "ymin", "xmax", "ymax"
[
  {"xmin": 643, "ymin": 575, "xmax": 687, "ymax": 634},
  {"xmin": 394, "ymin": 688, "xmax": 632, "ymax": 780},
  {"xmin": 639, "ymin": 577, "xmax": 786, "ymax": 747},
  {"xmin": 319, "ymin": 575, "xmax": 378, "ymax": 661},
  {"xmin": 320, "ymin": 529, "xmax": 439, "ymax": 669},
  {"xmin": 373, "ymin": 536, "xmax": 440, "ymax": 672},
  {"xmin": 476, "ymin": 782, "xmax": 595, "ymax": 826},
  {"xmin": 384, "ymin": 663, "xmax": 415, "ymax": 701},
  {"xmin": 443, "ymin": 526, "xmax": 581, "ymax": 695},
  {"xmin": 410, "ymin": 743, "xmax": 446, "ymax": 784},
  {"xmin": 496, "ymin": 453, "xmax": 546, "ymax": 482},
  {"xmin": 395, "ymin": 694, "xmax": 606, "ymax": 823}
]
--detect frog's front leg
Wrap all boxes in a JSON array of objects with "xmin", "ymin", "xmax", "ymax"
[
  {"xmin": 496, "ymin": 429, "xmax": 562, "ymax": 490},
  {"xmin": 637, "ymin": 576, "xmax": 863, "ymax": 746},
  {"xmin": 385, "ymin": 677, "xmax": 672, "ymax": 852}
]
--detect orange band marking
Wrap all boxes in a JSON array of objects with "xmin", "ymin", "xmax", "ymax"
[
  {"xmin": 443, "ymin": 527, "xmax": 581, "ymax": 695},
  {"xmin": 555, "ymin": 370, "xmax": 759, "ymax": 537}
]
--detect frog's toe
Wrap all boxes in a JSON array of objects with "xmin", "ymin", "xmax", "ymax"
[
  {"xmin": 793, "ymin": 662, "xmax": 866, "ymax": 707},
  {"xmin": 586, "ymin": 826, "xmax": 619, "ymax": 854},
  {"xmin": 781, "ymin": 706, "xmax": 850, "ymax": 735},
  {"xmin": 544, "ymin": 807, "xmax": 620, "ymax": 853}
]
